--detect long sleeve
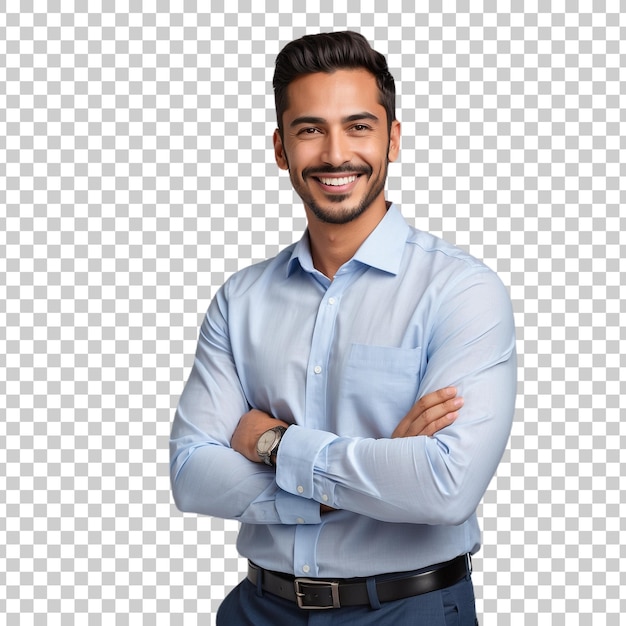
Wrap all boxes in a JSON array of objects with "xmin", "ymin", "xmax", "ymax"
[
  {"xmin": 169, "ymin": 205, "xmax": 517, "ymax": 577},
  {"xmin": 169, "ymin": 282, "xmax": 321, "ymax": 526},
  {"xmin": 276, "ymin": 267, "xmax": 516, "ymax": 525}
]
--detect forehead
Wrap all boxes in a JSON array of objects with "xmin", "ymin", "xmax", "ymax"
[{"xmin": 283, "ymin": 69, "xmax": 383, "ymax": 122}]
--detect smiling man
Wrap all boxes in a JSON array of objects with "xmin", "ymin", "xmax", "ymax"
[
  {"xmin": 275, "ymin": 69, "xmax": 397, "ymax": 227},
  {"xmin": 170, "ymin": 31, "xmax": 516, "ymax": 625},
  {"xmin": 273, "ymin": 68, "xmax": 400, "ymax": 281}
]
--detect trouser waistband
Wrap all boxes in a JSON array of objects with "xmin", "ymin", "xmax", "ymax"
[{"xmin": 247, "ymin": 553, "xmax": 472, "ymax": 610}]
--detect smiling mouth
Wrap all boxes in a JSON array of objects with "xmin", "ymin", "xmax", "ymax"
[
  {"xmin": 312, "ymin": 174, "xmax": 363, "ymax": 194},
  {"xmin": 316, "ymin": 175, "xmax": 359, "ymax": 186}
]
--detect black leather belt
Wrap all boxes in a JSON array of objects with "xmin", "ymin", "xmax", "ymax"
[{"xmin": 247, "ymin": 554, "xmax": 471, "ymax": 610}]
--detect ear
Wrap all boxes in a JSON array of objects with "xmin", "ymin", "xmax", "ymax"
[
  {"xmin": 387, "ymin": 120, "xmax": 401, "ymax": 163},
  {"xmin": 273, "ymin": 129, "xmax": 289, "ymax": 170}
]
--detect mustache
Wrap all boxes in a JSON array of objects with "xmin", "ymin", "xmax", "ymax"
[{"xmin": 302, "ymin": 164, "xmax": 372, "ymax": 179}]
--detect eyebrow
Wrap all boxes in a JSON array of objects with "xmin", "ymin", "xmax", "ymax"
[{"xmin": 289, "ymin": 112, "xmax": 380, "ymax": 128}]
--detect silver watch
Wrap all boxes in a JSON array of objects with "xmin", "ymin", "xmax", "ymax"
[{"xmin": 256, "ymin": 426, "xmax": 287, "ymax": 467}]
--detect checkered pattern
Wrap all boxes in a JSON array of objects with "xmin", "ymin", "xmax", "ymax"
[{"xmin": 1, "ymin": 3, "xmax": 624, "ymax": 625}]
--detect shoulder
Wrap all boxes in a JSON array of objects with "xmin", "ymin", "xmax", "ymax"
[
  {"xmin": 219, "ymin": 242, "xmax": 297, "ymax": 299},
  {"xmin": 404, "ymin": 226, "xmax": 512, "ymax": 310},
  {"xmin": 204, "ymin": 242, "xmax": 296, "ymax": 331},
  {"xmin": 406, "ymin": 227, "xmax": 487, "ymax": 272}
]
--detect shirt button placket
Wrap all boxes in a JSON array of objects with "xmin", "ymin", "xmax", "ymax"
[
  {"xmin": 294, "ymin": 524, "xmax": 322, "ymax": 579},
  {"xmin": 304, "ymin": 289, "xmax": 340, "ymax": 431},
  {"xmin": 297, "ymin": 288, "xmax": 342, "ymax": 577}
]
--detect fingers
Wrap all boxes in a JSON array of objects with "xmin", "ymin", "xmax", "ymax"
[
  {"xmin": 392, "ymin": 387, "xmax": 463, "ymax": 438},
  {"xmin": 408, "ymin": 398, "xmax": 463, "ymax": 437},
  {"xmin": 414, "ymin": 386, "xmax": 458, "ymax": 414},
  {"xmin": 392, "ymin": 387, "xmax": 456, "ymax": 437}
]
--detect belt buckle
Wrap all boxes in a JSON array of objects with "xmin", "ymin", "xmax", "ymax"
[{"xmin": 294, "ymin": 578, "xmax": 341, "ymax": 609}]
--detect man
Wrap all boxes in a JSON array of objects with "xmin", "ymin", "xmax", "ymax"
[{"xmin": 170, "ymin": 31, "xmax": 516, "ymax": 624}]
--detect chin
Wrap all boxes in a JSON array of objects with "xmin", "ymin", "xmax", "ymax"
[{"xmin": 308, "ymin": 203, "xmax": 369, "ymax": 225}]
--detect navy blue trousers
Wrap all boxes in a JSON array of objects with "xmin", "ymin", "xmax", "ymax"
[{"xmin": 216, "ymin": 573, "xmax": 478, "ymax": 625}]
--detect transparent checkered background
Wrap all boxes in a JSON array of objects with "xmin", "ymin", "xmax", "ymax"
[{"xmin": 1, "ymin": 2, "xmax": 624, "ymax": 624}]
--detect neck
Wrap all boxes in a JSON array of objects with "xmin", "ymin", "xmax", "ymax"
[{"xmin": 306, "ymin": 199, "xmax": 388, "ymax": 279}]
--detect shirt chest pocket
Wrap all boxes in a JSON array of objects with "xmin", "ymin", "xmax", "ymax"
[{"xmin": 337, "ymin": 344, "xmax": 423, "ymax": 438}]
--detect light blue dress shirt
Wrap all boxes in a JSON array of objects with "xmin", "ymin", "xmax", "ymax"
[{"xmin": 170, "ymin": 204, "xmax": 516, "ymax": 578}]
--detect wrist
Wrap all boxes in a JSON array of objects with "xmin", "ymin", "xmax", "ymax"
[{"xmin": 256, "ymin": 425, "xmax": 288, "ymax": 467}]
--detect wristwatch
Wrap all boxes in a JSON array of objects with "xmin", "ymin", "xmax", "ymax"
[{"xmin": 256, "ymin": 426, "xmax": 287, "ymax": 467}]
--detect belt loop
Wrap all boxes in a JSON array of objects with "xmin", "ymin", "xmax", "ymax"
[
  {"xmin": 365, "ymin": 576, "xmax": 381, "ymax": 610},
  {"xmin": 465, "ymin": 553, "xmax": 472, "ymax": 580},
  {"xmin": 255, "ymin": 565, "xmax": 264, "ymax": 597}
]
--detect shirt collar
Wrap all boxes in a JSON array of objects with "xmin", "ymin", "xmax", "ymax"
[{"xmin": 287, "ymin": 204, "xmax": 409, "ymax": 278}]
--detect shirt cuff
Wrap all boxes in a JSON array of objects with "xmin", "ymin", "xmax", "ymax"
[
  {"xmin": 274, "ymin": 489, "xmax": 322, "ymax": 525},
  {"xmin": 276, "ymin": 425, "xmax": 337, "ymax": 500}
]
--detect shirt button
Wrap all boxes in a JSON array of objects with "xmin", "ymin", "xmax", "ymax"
[
  {"xmin": 296, "ymin": 517, "xmax": 304, "ymax": 524},
  {"xmin": 302, "ymin": 565, "xmax": 311, "ymax": 574},
  {"xmin": 314, "ymin": 365, "xmax": 322, "ymax": 374},
  {"xmin": 322, "ymin": 494, "xmax": 329, "ymax": 502},
  {"xmin": 297, "ymin": 485, "xmax": 304, "ymax": 494},
  {"xmin": 328, "ymin": 297, "xmax": 336, "ymax": 305}
]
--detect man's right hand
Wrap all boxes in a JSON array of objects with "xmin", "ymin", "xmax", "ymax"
[
  {"xmin": 391, "ymin": 387, "xmax": 463, "ymax": 439},
  {"xmin": 322, "ymin": 387, "xmax": 462, "ymax": 514}
]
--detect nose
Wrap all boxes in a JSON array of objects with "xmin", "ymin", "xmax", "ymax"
[{"xmin": 321, "ymin": 128, "xmax": 351, "ymax": 167}]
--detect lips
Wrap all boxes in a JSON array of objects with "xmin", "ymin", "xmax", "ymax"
[
  {"xmin": 317, "ymin": 175, "xmax": 358, "ymax": 186},
  {"xmin": 311, "ymin": 173, "xmax": 363, "ymax": 194}
]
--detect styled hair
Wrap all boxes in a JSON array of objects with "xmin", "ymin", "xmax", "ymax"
[{"xmin": 273, "ymin": 31, "xmax": 396, "ymax": 134}]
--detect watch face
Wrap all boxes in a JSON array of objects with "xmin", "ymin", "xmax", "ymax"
[{"xmin": 257, "ymin": 429, "xmax": 278, "ymax": 454}]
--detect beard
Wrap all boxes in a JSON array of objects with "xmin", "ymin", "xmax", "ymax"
[{"xmin": 289, "ymin": 161, "xmax": 390, "ymax": 225}]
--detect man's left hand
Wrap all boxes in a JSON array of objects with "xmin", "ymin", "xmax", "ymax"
[{"xmin": 231, "ymin": 409, "xmax": 289, "ymax": 463}]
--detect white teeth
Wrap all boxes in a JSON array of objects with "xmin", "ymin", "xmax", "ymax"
[{"xmin": 319, "ymin": 175, "xmax": 357, "ymax": 186}]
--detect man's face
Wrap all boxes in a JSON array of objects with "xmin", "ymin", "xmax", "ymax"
[{"xmin": 273, "ymin": 69, "xmax": 400, "ymax": 225}]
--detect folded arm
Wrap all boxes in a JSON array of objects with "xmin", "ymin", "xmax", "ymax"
[
  {"xmin": 274, "ymin": 269, "xmax": 516, "ymax": 525},
  {"xmin": 169, "ymin": 286, "xmax": 322, "ymax": 525},
  {"xmin": 171, "ymin": 268, "xmax": 516, "ymax": 527},
  {"xmin": 170, "ymin": 284, "xmax": 466, "ymax": 525}
]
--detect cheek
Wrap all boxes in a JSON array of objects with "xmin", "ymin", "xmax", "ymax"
[
  {"xmin": 360, "ymin": 139, "xmax": 390, "ymax": 164},
  {"xmin": 289, "ymin": 144, "xmax": 317, "ymax": 169}
]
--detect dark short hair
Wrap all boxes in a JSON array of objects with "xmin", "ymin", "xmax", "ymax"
[{"xmin": 273, "ymin": 31, "xmax": 396, "ymax": 134}]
